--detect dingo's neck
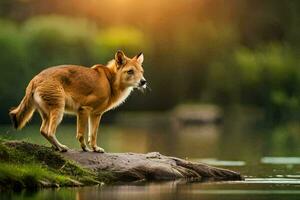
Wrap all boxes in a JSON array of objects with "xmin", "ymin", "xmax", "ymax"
[{"xmin": 106, "ymin": 61, "xmax": 133, "ymax": 111}]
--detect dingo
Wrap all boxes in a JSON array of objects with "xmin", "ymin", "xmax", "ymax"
[{"xmin": 9, "ymin": 51, "xmax": 146, "ymax": 152}]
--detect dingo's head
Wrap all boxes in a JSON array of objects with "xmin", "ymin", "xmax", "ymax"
[{"xmin": 113, "ymin": 50, "xmax": 146, "ymax": 90}]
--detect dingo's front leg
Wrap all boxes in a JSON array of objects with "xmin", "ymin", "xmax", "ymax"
[
  {"xmin": 88, "ymin": 114, "xmax": 105, "ymax": 153},
  {"xmin": 77, "ymin": 108, "xmax": 91, "ymax": 152}
]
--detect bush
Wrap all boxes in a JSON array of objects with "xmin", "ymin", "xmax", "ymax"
[
  {"xmin": 23, "ymin": 15, "xmax": 97, "ymax": 73},
  {"xmin": 206, "ymin": 43, "xmax": 300, "ymax": 120},
  {"xmin": 93, "ymin": 26, "xmax": 148, "ymax": 63},
  {"xmin": 0, "ymin": 20, "xmax": 28, "ymax": 123}
]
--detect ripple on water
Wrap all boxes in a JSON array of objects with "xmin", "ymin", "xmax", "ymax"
[
  {"xmin": 261, "ymin": 157, "xmax": 300, "ymax": 165},
  {"xmin": 195, "ymin": 158, "xmax": 246, "ymax": 166},
  {"xmin": 187, "ymin": 189, "xmax": 300, "ymax": 195},
  {"xmin": 244, "ymin": 178, "xmax": 300, "ymax": 185}
]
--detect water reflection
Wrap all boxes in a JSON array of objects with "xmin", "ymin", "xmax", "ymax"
[
  {"xmin": 2, "ymin": 174, "xmax": 300, "ymax": 200},
  {"xmin": 261, "ymin": 157, "xmax": 300, "ymax": 165},
  {"xmin": 1, "ymin": 111, "xmax": 300, "ymax": 200},
  {"xmin": 194, "ymin": 159, "xmax": 246, "ymax": 166},
  {"xmin": 0, "ymin": 111, "xmax": 299, "ymax": 160}
]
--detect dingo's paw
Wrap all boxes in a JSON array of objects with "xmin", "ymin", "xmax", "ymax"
[
  {"xmin": 93, "ymin": 146, "xmax": 105, "ymax": 153},
  {"xmin": 51, "ymin": 145, "xmax": 59, "ymax": 151},
  {"xmin": 59, "ymin": 145, "xmax": 69, "ymax": 152},
  {"xmin": 82, "ymin": 146, "xmax": 92, "ymax": 152}
]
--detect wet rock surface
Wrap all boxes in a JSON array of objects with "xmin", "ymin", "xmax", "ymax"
[{"xmin": 62, "ymin": 151, "xmax": 243, "ymax": 182}]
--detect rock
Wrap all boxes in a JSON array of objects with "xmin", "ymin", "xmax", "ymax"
[
  {"xmin": 62, "ymin": 151, "xmax": 243, "ymax": 182},
  {"xmin": 38, "ymin": 180, "xmax": 60, "ymax": 188},
  {"xmin": 1, "ymin": 140, "xmax": 243, "ymax": 185}
]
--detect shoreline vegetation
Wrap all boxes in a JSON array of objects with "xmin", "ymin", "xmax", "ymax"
[
  {"xmin": 0, "ymin": 139, "xmax": 242, "ymax": 191},
  {"xmin": 1, "ymin": 1, "xmax": 300, "ymax": 125},
  {"xmin": 0, "ymin": 139, "xmax": 103, "ymax": 191}
]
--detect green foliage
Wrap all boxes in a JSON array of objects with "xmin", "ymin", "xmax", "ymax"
[
  {"xmin": 0, "ymin": 0, "xmax": 299, "ymax": 122},
  {"xmin": 235, "ymin": 44, "xmax": 300, "ymax": 118},
  {"xmin": 0, "ymin": 17, "xmax": 151, "ymax": 123},
  {"xmin": 23, "ymin": 15, "xmax": 97, "ymax": 72},
  {"xmin": 269, "ymin": 123, "xmax": 300, "ymax": 155},
  {"xmin": 206, "ymin": 43, "xmax": 300, "ymax": 120},
  {"xmin": 0, "ymin": 163, "xmax": 69, "ymax": 190},
  {"xmin": 93, "ymin": 26, "xmax": 148, "ymax": 63},
  {"xmin": 0, "ymin": 20, "xmax": 28, "ymax": 111},
  {"xmin": 0, "ymin": 140, "xmax": 105, "ymax": 190},
  {"xmin": 235, "ymin": 44, "xmax": 298, "ymax": 88}
]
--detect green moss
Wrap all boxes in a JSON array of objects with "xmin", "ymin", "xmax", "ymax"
[
  {"xmin": 95, "ymin": 170, "xmax": 118, "ymax": 184},
  {"xmin": 0, "ymin": 142, "xmax": 10, "ymax": 161},
  {"xmin": 0, "ymin": 139, "xmax": 104, "ymax": 191},
  {"xmin": 0, "ymin": 163, "xmax": 70, "ymax": 190}
]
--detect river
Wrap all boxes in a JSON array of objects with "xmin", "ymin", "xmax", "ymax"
[{"xmin": 0, "ymin": 110, "xmax": 299, "ymax": 200}]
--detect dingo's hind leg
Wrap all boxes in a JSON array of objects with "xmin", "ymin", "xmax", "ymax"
[
  {"xmin": 34, "ymin": 85, "xmax": 68, "ymax": 151},
  {"xmin": 38, "ymin": 108, "xmax": 59, "ymax": 151},
  {"xmin": 47, "ymin": 109, "xmax": 69, "ymax": 152}
]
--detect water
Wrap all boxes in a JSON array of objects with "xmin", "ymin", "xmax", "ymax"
[{"xmin": 0, "ymin": 110, "xmax": 300, "ymax": 199}]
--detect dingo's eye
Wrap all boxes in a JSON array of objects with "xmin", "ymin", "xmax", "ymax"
[{"xmin": 127, "ymin": 69, "xmax": 134, "ymax": 75}]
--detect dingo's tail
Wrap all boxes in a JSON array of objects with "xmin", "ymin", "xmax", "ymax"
[{"xmin": 9, "ymin": 81, "xmax": 35, "ymax": 130}]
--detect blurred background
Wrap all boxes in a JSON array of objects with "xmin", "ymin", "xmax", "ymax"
[{"xmin": 0, "ymin": 0, "xmax": 299, "ymax": 158}]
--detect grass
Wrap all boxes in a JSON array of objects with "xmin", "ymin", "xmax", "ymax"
[
  {"xmin": 0, "ymin": 138, "xmax": 104, "ymax": 191},
  {"xmin": 0, "ymin": 163, "xmax": 70, "ymax": 190}
]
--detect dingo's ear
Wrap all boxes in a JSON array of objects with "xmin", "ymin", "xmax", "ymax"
[
  {"xmin": 115, "ymin": 50, "xmax": 126, "ymax": 68},
  {"xmin": 135, "ymin": 52, "xmax": 144, "ymax": 64}
]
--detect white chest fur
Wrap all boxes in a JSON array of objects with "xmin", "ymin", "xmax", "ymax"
[{"xmin": 105, "ymin": 87, "xmax": 133, "ymax": 112}]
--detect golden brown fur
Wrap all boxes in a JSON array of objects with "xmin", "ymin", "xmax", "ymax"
[{"xmin": 9, "ymin": 51, "xmax": 146, "ymax": 152}]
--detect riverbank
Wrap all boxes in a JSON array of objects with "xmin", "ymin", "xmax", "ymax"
[
  {"xmin": 0, "ymin": 139, "xmax": 105, "ymax": 191},
  {"xmin": 0, "ymin": 139, "xmax": 242, "ymax": 191}
]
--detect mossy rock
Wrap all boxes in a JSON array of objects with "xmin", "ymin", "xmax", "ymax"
[
  {"xmin": 0, "ymin": 140, "xmax": 103, "ymax": 191},
  {"xmin": 0, "ymin": 140, "xmax": 243, "ymax": 191}
]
